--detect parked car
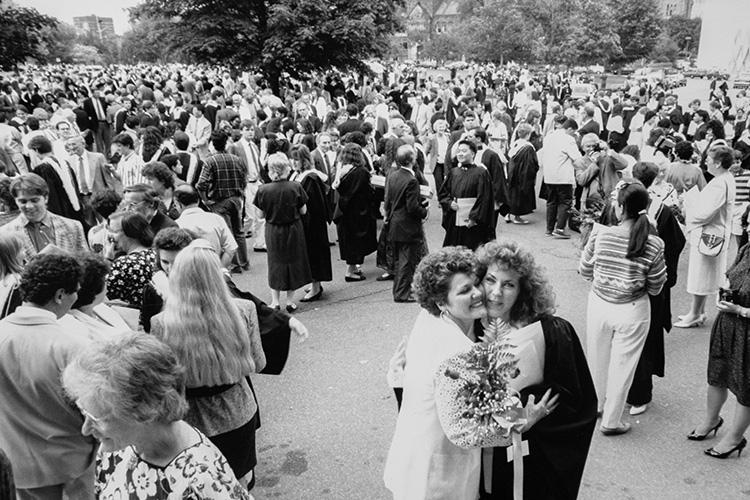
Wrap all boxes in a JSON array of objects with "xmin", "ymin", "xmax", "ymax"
[{"xmin": 733, "ymin": 73, "xmax": 750, "ymax": 90}]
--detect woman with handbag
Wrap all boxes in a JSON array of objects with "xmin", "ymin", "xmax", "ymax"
[
  {"xmin": 675, "ymin": 145, "xmax": 737, "ymax": 328},
  {"xmin": 579, "ymin": 181, "xmax": 667, "ymax": 435}
]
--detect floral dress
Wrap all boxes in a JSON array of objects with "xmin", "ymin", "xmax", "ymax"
[
  {"xmin": 106, "ymin": 249, "xmax": 156, "ymax": 308},
  {"xmin": 95, "ymin": 428, "xmax": 250, "ymax": 499}
]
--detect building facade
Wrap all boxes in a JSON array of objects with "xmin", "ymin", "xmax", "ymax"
[
  {"xmin": 656, "ymin": 0, "xmax": 694, "ymax": 18},
  {"xmin": 73, "ymin": 15, "xmax": 115, "ymax": 42},
  {"xmin": 695, "ymin": 0, "xmax": 750, "ymax": 73}
]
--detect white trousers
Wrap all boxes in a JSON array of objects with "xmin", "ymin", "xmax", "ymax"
[
  {"xmin": 244, "ymin": 181, "xmax": 266, "ymax": 249},
  {"xmin": 585, "ymin": 291, "xmax": 650, "ymax": 429}
]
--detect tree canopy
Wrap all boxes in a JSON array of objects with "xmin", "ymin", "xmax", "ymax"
[
  {"xmin": 129, "ymin": 0, "xmax": 404, "ymax": 91},
  {"xmin": 0, "ymin": 5, "xmax": 59, "ymax": 69}
]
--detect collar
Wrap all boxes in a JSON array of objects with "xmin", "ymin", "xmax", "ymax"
[
  {"xmin": 21, "ymin": 211, "xmax": 52, "ymax": 228},
  {"xmin": 179, "ymin": 206, "xmax": 204, "ymax": 217},
  {"xmin": 401, "ymin": 166, "xmax": 415, "ymax": 176},
  {"xmin": 4, "ymin": 305, "xmax": 58, "ymax": 325}
]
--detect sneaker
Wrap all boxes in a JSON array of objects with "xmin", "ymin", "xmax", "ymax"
[
  {"xmin": 545, "ymin": 231, "xmax": 554, "ymax": 237},
  {"xmin": 552, "ymin": 229, "xmax": 571, "ymax": 239},
  {"xmin": 629, "ymin": 404, "xmax": 648, "ymax": 416}
]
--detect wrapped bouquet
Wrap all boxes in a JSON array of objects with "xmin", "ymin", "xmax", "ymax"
[{"xmin": 435, "ymin": 319, "xmax": 528, "ymax": 449}]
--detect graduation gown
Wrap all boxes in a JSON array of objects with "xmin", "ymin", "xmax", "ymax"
[
  {"xmin": 298, "ymin": 170, "xmax": 333, "ymax": 282},
  {"xmin": 32, "ymin": 162, "xmax": 80, "ymax": 221},
  {"xmin": 506, "ymin": 141, "xmax": 539, "ymax": 216},
  {"xmin": 479, "ymin": 315, "xmax": 598, "ymax": 500},
  {"xmin": 631, "ymin": 201, "xmax": 685, "ymax": 383},
  {"xmin": 334, "ymin": 166, "xmax": 377, "ymax": 264},
  {"xmin": 439, "ymin": 163, "xmax": 494, "ymax": 250}
]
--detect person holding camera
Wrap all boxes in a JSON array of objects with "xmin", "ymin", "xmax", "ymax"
[
  {"xmin": 687, "ymin": 243, "xmax": 750, "ymax": 458},
  {"xmin": 574, "ymin": 133, "xmax": 629, "ymax": 211}
]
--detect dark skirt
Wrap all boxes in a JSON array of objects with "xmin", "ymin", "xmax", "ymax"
[
  {"xmin": 708, "ymin": 311, "xmax": 750, "ymax": 405},
  {"xmin": 266, "ymin": 220, "xmax": 312, "ymax": 290},
  {"xmin": 442, "ymin": 225, "xmax": 492, "ymax": 251},
  {"xmin": 303, "ymin": 214, "xmax": 332, "ymax": 282},
  {"xmin": 207, "ymin": 411, "xmax": 259, "ymax": 480}
]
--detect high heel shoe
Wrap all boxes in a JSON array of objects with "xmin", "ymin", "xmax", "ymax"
[
  {"xmin": 687, "ymin": 417, "xmax": 724, "ymax": 441},
  {"xmin": 673, "ymin": 314, "xmax": 706, "ymax": 328},
  {"xmin": 705, "ymin": 437, "xmax": 747, "ymax": 459}
]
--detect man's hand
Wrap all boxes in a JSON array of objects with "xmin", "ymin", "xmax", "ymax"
[{"xmin": 450, "ymin": 200, "xmax": 459, "ymax": 211}]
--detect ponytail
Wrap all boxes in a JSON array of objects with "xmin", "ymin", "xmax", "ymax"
[{"xmin": 627, "ymin": 209, "xmax": 651, "ymax": 259}]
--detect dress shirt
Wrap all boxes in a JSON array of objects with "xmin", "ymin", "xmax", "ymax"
[
  {"xmin": 70, "ymin": 153, "xmax": 92, "ymax": 194},
  {"xmin": 25, "ymin": 212, "xmax": 56, "ymax": 252},
  {"xmin": 239, "ymin": 139, "xmax": 261, "ymax": 182},
  {"xmin": 196, "ymin": 153, "xmax": 247, "ymax": 201},
  {"xmin": 118, "ymin": 151, "xmax": 145, "ymax": 188}
]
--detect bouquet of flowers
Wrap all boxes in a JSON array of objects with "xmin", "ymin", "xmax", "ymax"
[
  {"xmin": 436, "ymin": 319, "xmax": 527, "ymax": 448},
  {"xmin": 568, "ymin": 200, "xmax": 606, "ymax": 249}
]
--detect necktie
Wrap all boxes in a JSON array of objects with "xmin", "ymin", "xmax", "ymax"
[
  {"xmin": 94, "ymin": 98, "xmax": 105, "ymax": 121},
  {"xmin": 323, "ymin": 152, "xmax": 331, "ymax": 176},
  {"xmin": 78, "ymin": 155, "xmax": 89, "ymax": 193},
  {"xmin": 247, "ymin": 142, "xmax": 260, "ymax": 181}
]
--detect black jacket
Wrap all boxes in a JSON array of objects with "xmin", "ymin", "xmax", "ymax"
[{"xmin": 385, "ymin": 167, "xmax": 427, "ymax": 243}]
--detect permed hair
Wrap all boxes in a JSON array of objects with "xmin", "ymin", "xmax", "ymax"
[
  {"xmin": 475, "ymin": 240, "xmax": 556, "ymax": 324},
  {"xmin": 412, "ymin": 247, "xmax": 478, "ymax": 317}
]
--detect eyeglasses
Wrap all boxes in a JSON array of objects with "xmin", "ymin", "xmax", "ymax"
[{"xmin": 79, "ymin": 407, "xmax": 103, "ymax": 424}]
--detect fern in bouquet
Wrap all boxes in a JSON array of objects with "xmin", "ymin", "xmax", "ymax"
[{"xmin": 439, "ymin": 319, "xmax": 526, "ymax": 448}]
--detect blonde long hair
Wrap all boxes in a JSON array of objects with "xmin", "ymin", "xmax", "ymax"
[{"xmin": 161, "ymin": 242, "xmax": 253, "ymax": 386}]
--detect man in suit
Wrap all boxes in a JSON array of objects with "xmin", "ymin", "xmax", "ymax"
[
  {"xmin": 296, "ymin": 102, "xmax": 322, "ymax": 133},
  {"xmin": 229, "ymin": 120, "xmax": 265, "ymax": 251},
  {"xmin": 81, "ymin": 86, "xmax": 110, "ymax": 154},
  {"xmin": 0, "ymin": 253, "xmax": 97, "ymax": 498},
  {"xmin": 385, "ymin": 144, "xmax": 428, "ymax": 302},
  {"xmin": 444, "ymin": 110, "xmax": 480, "ymax": 168},
  {"xmin": 186, "ymin": 104, "xmax": 212, "ymax": 160},
  {"xmin": 312, "ymin": 132, "xmax": 334, "ymax": 181},
  {"xmin": 338, "ymin": 103, "xmax": 363, "ymax": 136},
  {"xmin": 578, "ymin": 103, "xmax": 601, "ymax": 137},
  {"xmin": 0, "ymin": 173, "xmax": 88, "ymax": 261},
  {"xmin": 64, "ymin": 135, "xmax": 120, "ymax": 229}
]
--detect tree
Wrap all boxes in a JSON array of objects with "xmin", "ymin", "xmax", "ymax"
[
  {"xmin": 38, "ymin": 22, "xmax": 78, "ymax": 63},
  {"xmin": 576, "ymin": 0, "xmax": 622, "ymax": 65},
  {"xmin": 650, "ymin": 32, "xmax": 680, "ymax": 62},
  {"xmin": 131, "ymin": 0, "xmax": 404, "ymax": 93},
  {"xmin": 609, "ymin": 0, "xmax": 662, "ymax": 62},
  {"xmin": 462, "ymin": 0, "xmax": 536, "ymax": 63},
  {"xmin": 121, "ymin": 18, "xmax": 182, "ymax": 64},
  {"xmin": 662, "ymin": 15, "xmax": 701, "ymax": 57},
  {"xmin": 0, "ymin": 5, "xmax": 59, "ymax": 69}
]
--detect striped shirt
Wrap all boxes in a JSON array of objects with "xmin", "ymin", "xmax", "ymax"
[
  {"xmin": 579, "ymin": 227, "xmax": 667, "ymax": 304},
  {"xmin": 734, "ymin": 170, "xmax": 750, "ymax": 203}
]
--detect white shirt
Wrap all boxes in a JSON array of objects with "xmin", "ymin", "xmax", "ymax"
[
  {"xmin": 118, "ymin": 151, "xmax": 145, "ymax": 188},
  {"xmin": 239, "ymin": 139, "xmax": 261, "ymax": 181},
  {"xmin": 176, "ymin": 207, "xmax": 238, "ymax": 258},
  {"xmin": 542, "ymin": 129, "xmax": 581, "ymax": 185},
  {"xmin": 68, "ymin": 153, "xmax": 92, "ymax": 194}
]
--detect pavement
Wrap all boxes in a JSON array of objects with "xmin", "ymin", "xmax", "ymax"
[{"xmin": 233, "ymin": 79, "xmax": 750, "ymax": 500}]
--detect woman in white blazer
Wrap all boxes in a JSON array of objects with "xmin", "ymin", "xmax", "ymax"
[
  {"xmin": 384, "ymin": 247, "xmax": 486, "ymax": 500},
  {"xmin": 675, "ymin": 145, "xmax": 737, "ymax": 328}
]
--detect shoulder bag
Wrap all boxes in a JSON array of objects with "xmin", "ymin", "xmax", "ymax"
[{"xmin": 698, "ymin": 179, "xmax": 729, "ymax": 257}]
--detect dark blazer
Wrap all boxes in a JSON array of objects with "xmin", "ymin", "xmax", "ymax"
[
  {"xmin": 385, "ymin": 167, "xmax": 427, "ymax": 243},
  {"xmin": 114, "ymin": 108, "xmax": 129, "ymax": 134},
  {"xmin": 82, "ymin": 97, "xmax": 107, "ymax": 131},
  {"xmin": 578, "ymin": 119, "xmax": 600, "ymax": 137},
  {"xmin": 311, "ymin": 148, "xmax": 333, "ymax": 181},
  {"xmin": 338, "ymin": 119, "xmax": 363, "ymax": 137}
]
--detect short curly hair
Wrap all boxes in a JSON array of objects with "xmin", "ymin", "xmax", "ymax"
[
  {"xmin": 91, "ymin": 189, "xmax": 122, "ymax": 220},
  {"xmin": 475, "ymin": 240, "xmax": 555, "ymax": 324},
  {"xmin": 412, "ymin": 247, "xmax": 478, "ymax": 317},
  {"xmin": 72, "ymin": 253, "xmax": 110, "ymax": 309},
  {"xmin": 141, "ymin": 161, "xmax": 175, "ymax": 189},
  {"xmin": 62, "ymin": 331, "xmax": 188, "ymax": 424},
  {"xmin": 20, "ymin": 254, "xmax": 81, "ymax": 305}
]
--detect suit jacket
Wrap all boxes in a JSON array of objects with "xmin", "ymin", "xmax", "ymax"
[
  {"xmin": 114, "ymin": 108, "xmax": 129, "ymax": 134},
  {"xmin": 385, "ymin": 168, "xmax": 427, "ymax": 243},
  {"xmin": 338, "ymin": 119, "xmax": 363, "ymax": 137},
  {"xmin": 0, "ymin": 212, "xmax": 88, "ymax": 261},
  {"xmin": 579, "ymin": 119, "xmax": 600, "ymax": 137},
  {"xmin": 82, "ymin": 97, "xmax": 108, "ymax": 131},
  {"xmin": 0, "ymin": 306, "xmax": 97, "ymax": 488},
  {"xmin": 228, "ymin": 140, "xmax": 261, "ymax": 182},
  {"xmin": 312, "ymin": 148, "xmax": 334, "ymax": 181},
  {"xmin": 67, "ymin": 152, "xmax": 120, "ymax": 195}
]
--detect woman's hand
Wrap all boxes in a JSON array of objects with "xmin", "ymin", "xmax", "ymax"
[
  {"xmin": 521, "ymin": 389, "xmax": 560, "ymax": 432},
  {"xmin": 717, "ymin": 300, "xmax": 745, "ymax": 317},
  {"xmin": 289, "ymin": 317, "xmax": 309, "ymax": 343}
]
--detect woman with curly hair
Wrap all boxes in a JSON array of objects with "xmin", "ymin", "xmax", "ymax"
[
  {"xmin": 139, "ymin": 126, "xmax": 168, "ymax": 164},
  {"xmin": 384, "ymin": 247, "xmax": 487, "ymax": 500},
  {"xmin": 473, "ymin": 239, "xmax": 597, "ymax": 500}
]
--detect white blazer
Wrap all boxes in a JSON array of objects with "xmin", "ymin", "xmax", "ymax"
[{"xmin": 383, "ymin": 309, "xmax": 480, "ymax": 500}]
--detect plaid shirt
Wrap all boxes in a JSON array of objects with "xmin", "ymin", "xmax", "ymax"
[{"xmin": 196, "ymin": 152, "xmax": 247, "ymax": 201}]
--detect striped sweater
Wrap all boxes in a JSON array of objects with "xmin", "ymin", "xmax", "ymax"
[{"xmin": 579, "ymin": 227, "xmax": 667, "ymax": 304}]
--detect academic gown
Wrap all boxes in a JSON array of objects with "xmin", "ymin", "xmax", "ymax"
[
  {"xmin": 439, "ymin": 163, "xmax": 494, "ymax": 250},
  {"xmin": 299, "ymin": 171, "xmax": 333, "ymax": 282},
  {"xmin": 506, "ymin": 142, "xmax": 539, "ymax": 216},
  {"xmin": 334, "ymin": 166, "xmax": 377, "ymax": 264},
  {"xmin": 478, "ymin": 315, "xmax": 598, "ymax": 500},
  {"xmin": 32, "ymin": 162, "xmax": 80, "ymax": 221},
  {"xmin": 630, "ymin": 202, "xmax": 685, "ymax": 388}
]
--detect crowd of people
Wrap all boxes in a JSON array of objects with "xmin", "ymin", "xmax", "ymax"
[{"xmin": 0, "ymin": 59, "xmax": 749, "ymax": 498}]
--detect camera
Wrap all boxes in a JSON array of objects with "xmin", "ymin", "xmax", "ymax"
[
  {"xmin": 591, "ymin": 144, "xmax": 603, "ymax": 153},
  {"xmin": 719, "ymin": 287, "xmax": 736, "ymax": 303}
]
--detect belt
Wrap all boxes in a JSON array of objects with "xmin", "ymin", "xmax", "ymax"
[{"xmin": 248, "ymin": 179, "xmax": 259, "ymax": 183}]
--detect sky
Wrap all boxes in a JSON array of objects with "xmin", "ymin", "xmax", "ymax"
[{"xmin": 15, "ymin": 0, "xmax": 141, "ymax": 35}]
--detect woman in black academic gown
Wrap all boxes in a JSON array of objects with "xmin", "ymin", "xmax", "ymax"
[
  {"xmin": 473, "ymin": 240, "xmax": 597, "ymax": 500},
  {"xmin": 333, "ymin": 143, "xmax": 377, "ymax": 281},
  {"xmin": 438, "ymin": 139, "xmax": 494, "ymax": 250},
  {"xmin": 290, "ymin": 144, "xmax": 332, "ymax": 302},
  {"xmin": 505, "ymin": 124, "xmax": 539, "ymax": 224},
  {"xmin": 253, "ymin": 153, "xmax": 312, "ymax": 313}
]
